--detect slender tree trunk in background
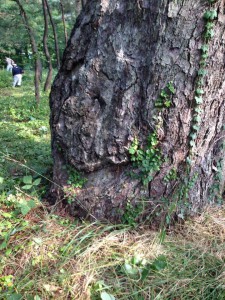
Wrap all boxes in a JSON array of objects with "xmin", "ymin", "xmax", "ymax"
[
  {"xmin": 14, "ymin": 0, "xmax": 41, "ymax": 104},
  {"xmin": 81, "ymin": 0, "xmax": 86, "ymax": 9},
  {"xmin": 60, "ymin": 0, "xmax": 68, "ymax": 46},
  {"xmin": 49, "ymin": 0, "xmax": 225, "ymax": 222},
  {"xmin": 45, "ymin": 0, "xmax": 60, "ymax": 69},
  {"xmin": 76, "ymin": 0, "xmax": 86, "ymax": 15},
  {"xmin": 42, "ymin": 0, "xmax": 53, "ymax": 92}
]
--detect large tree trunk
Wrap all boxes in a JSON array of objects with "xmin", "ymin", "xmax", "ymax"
[{"xmin": 49, "ymin": 0, "xmax": 225, "ymax": 222}]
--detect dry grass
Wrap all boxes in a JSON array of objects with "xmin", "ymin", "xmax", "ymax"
[{"xmin": 1, "ymin": 205, "xmax": 225, "ymax": 299}]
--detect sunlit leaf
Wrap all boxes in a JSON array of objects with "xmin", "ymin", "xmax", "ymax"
[
  {"xmin": 100, "ymin": 291, "xmax": 115, "ymax": 300},
  {"xmin": 33, "ymin": 178, "xmax": 41, "ymax": 186},
  {"xmin": 22, "ymin": 184, "xmax": 33, "ymax": 190},
  {"xmin": 23, "ymin": 175, "xmax": 33, "ymax": 184}
]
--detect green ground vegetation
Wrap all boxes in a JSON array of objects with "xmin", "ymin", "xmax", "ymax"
[
  {"xmin": 0, "ymin": 70, "xmax": 51, "ymax": 196},
  {"xmin": 0, "ymin": 71, "xmax": 225, "ymax": 300}
]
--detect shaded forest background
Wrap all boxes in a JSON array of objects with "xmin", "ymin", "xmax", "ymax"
[{"xmin": 0, "ymin": 0, "xmax": 83, "ymax": 70}]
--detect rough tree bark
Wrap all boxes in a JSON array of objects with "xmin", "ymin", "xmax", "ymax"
[{"xmin": 50, "ymin": 0, "xmax": 225, "ymax": 222}]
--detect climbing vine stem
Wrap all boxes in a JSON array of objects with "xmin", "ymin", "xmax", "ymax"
[{"xmin": 187, "ymin": 1, "xmax": 218, "ymax": 164}]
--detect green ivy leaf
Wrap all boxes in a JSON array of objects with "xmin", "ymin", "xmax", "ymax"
[
  {"xmin": 190, "ymin": 140, "xmax": 195, "ymax": 147},
  {"xmin": 129, "ymin": 148, "xmax": 135, "ymax": 155},
  {"xmin": 205, "ymin": 22, "xmax": 214, "ymax": 30},
  {"xmin": 164, "ymin": 100, "xmax": 171, "ymax": 108},
  {"xmin": 194, "ymin": 115, "xmax": 202, "ymax": 123},
  {"xmin": 28, "ymin": 200, "xmax": 36, "ymax": 208},
  {"xmin": 195, "ymin": 89, "xmax": 204, "ymax": 95},
  {"xmin": 160, "ymin": 90, "xmax": 168, "ymax": 99},
  {"xmin": 6, "ymin": 294, "xmax": 23, "ymax": 300},
  {"xmin": 203, "ymin": 10, "xmax": 217, "ymax": 21},
  {"xmin": 33, "ymin": 178, "xmax": 41, "ymax": 186},
  {"xmin": 195, "ymin": 96, "xmax": 203, "ymax": 104},
  {"xmin": 201, "ymin": 44, "xmax": 209, "ymax": 53},
  {"xmin": 192, "ymin": 124, "xmax": 200, "ymax": 131},
  {"xmin": 167, "ymin": 81, "xmax": 176, "ymax": 94},
  {"xmin": 150, "ymin": 255, "xmax": 167, "ymax": 271},
  {"xmin": 186, "ymin": 156, "xmax": 192, "ymax": 165},
  {"xmin": 196, "ymin": 78, "xmax": 204, "ymax": 87},
  {"xmin": 201, "ymin": 53, "xmax": 209, "ymax": 60},
  {"xmin": 190, "ymin": 133, "xmax": 197, "ymax": 140},
  {"xmin": 20, "ymin": 205, "xmax": 31, "ymax": 216},
  {"xmin": 204, "ymin": 29, "xmax": 215, "ymax": 40},
  {"xmin": 23, "ymin": 175, "xmax": 33, "ymax": 184},
  {"xmin": 0, "ymin": 240, "xmax": 8, "ymax": 250},
  {"xmin": 155, "ymin": 99, "xmax": 163, "ymax": 107},
  {"xmin": 198, "ymin": 69, "xmax": 207, "ymax": 77},
  {"xmin": 194, "ymin": 107, "xmax": 202, "ymax": 113},
  {"xmin": 22, "ymin": 184, "xmax": 33, "ymax": 190}
]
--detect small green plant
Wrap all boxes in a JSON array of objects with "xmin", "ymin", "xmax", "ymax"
[
  {"xmin": 67, "ymin": 167, "xmax": 87, "ymax": 188},
  {"xmin": 129, "ymin": 133, "xmax": 162, "ymax": 186},
  {"xmin": 130, "ymin": 82, "xmax": 175, "ymax": 187},
  {"xmin": 0, "ymin": 192, "xmax": 33, "ymax": 251},
  {"xmin": 91, "ymin": 281, "xmax": 115, "ymax": 300},
  {"xmin": 22, "ymin": 175, "xmax": 41, "ymax": 190},
  {"xmin": 64, "ymin": 167, "xmax": 87, "ymax": 205},
  {"xmin": 121, "ymin": 254, "xmax": 167, "ymax": 281},
  {"xmin": 122, "ymin": 199, "xmax": 144, "ymax": 227},
  {"xmin": 203, "ymin": 10, "xmax": 217, "ymax": 21},
  {"xmin": 1, "ymin": 192, "xmax": 37, "ymax": 217},
  {"xmin": 179, "ymin": 173, "xmax": 198, "ymax": 201},
  {"xmin": 0, "ymin": 275, "xmax": 14, "ymax": 292},
  {"xmin": 164, "ymin": 168, "xmax": 177, "ymax": 183},
  {"xmin": 154, "ymin": 81, "xmax": 175, "ymax": 109}
]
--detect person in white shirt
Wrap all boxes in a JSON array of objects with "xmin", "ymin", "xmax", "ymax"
[{"xmin": 5, "ymin": 57, "xmax": 14, "ymax": 72}]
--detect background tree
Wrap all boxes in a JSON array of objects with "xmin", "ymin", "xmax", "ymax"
[
  {"xmin": 0, "ymin": 0, "xmax": 79, "ymax": 70},
  {"xmin": 14, "ymin": 0, "xmax": 42, "ymax": 103},
  {"xmin": 49, "ymin": 0, "xmax": 225, "ymax": 222},
  {"xmin": 0, "ymin": 1, "xmax": 30, "ymax": 67},
  {"xmin": 45, "ymin": 0, "xmax": 61, "ymax": 69},
  {"xmin": 42, "ymin": 0, "xmax": 53, "ymax": 91},
  {"xmin": 60, "ymin": 0, "xmax": 68, "ymax": 45}
]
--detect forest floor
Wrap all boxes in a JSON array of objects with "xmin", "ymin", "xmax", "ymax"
[{"xmin": 0, "ymin": 70, "xmax": 225, "ymax": 300}]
